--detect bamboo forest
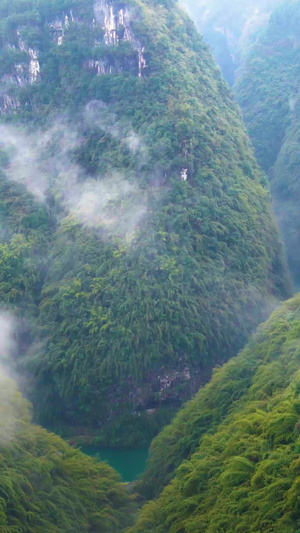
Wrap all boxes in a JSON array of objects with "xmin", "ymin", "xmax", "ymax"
[{"xmin": 0, "ymin": 0, "xmax": 300, "ymax": 531}]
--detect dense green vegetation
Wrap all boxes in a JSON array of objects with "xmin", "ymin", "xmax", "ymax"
[
  {"xmin": 235, "ymin": 1, "xmax": 300, "ymax": 172},
  {"xmin": 0, "ymin": 0, "xmax": 291, "ymax": 444},
  {"xmin": 130, "ymin": 294, "xmax": 300, "ymax": 531},
  {"xmin": 181, "ymin": 0, "xmax": 300, "ymax": 285},
  {"xmin": 0, "ymin": 171, "xmax": 50, "ymax": 316},
  {"xmin": 0, "ymin": 373, "xmax": 133, "ymax": 532},
  {"xmin": 1, "ymin": 2, "xmax": 300, "ymax": 528},
  {"xmin": 235, "ymin": 0, "xmax": 300, "ymax": 284}
]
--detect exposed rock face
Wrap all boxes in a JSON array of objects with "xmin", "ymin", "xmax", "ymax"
[
  {"xmin": 46, "ymin": 10, "xmax": 77, "ymax": 45},
  {"xmin": 84, "ymin": 58, "xmax": 108, "ymax": 75},
  {"xmin": 0, "ymin": 94, "xmax": 20, "ymax": 113},
  {"xmin": 28, "ymin": 48, "xmax": 40, "ymax": 84},
  {"xmin": 16, "ymin": 31, "xmax": 40, "ymax": 84},
  {"xmin": 0, "ymin": 1, "xmax": 147, "ymax": 113},
  {"xmin": 0, "ymin": 31, "xmax": 40, "ymax": 112},
  {"xmin": 93, "ymin": 0, "xmax": 147, "ymax": 76}
]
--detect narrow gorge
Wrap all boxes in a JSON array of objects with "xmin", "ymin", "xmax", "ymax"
[{"xmin": 0, "ymin": 0, "xmax": 299, "ymax": 532}]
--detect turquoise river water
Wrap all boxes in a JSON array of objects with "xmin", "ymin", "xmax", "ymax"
[{"xmin": 81, "ymin": 446, "xmax": 149, "ymax": 482}]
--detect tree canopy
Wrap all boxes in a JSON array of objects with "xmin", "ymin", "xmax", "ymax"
[
  {"xmin": 0, "ymin": 373, "xmax": 134, "ymax": 532},
  {"xmin": 131, "ymin": 293, "xmax": 300, "ymax": 532},
  {"xmin": 0, "ymin": 0, "xmax": 291, "ymax": 445}
]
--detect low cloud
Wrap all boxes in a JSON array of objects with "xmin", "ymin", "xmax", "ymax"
[
  {"xmin": 0, "ymin": 120, "xmax": 80, "ymax": 201},
  {"xmin": 66, "ymin": 173, "xmax": 147, "ymax": 238},
  {"xmin": 0, "ymin": 312, "xmax": 22, "ymax": 445},
  {"xmin": 0, "ymin": 103, "xmax": 148, "ymax": 239},
  {"xmin": 84, "ymin": 100, "xmax": 149, "ymax": 164},
  {"xmin": 0, "ymin": 312, "xmax": 15, "ymax": 359}
]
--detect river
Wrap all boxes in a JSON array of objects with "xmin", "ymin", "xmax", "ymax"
[{"xmin": 81, "ymin": 446, "xmax": 149, "ymax": 482}]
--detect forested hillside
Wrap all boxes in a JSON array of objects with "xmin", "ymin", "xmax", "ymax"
[
  {"xmin": 235, "ymin": 1, "xmax": 300, "ymax": 285},
  {"xmin": 131, "ymin": 293, "xmax": 300, "ymax": 531},
  {"xmin": 0, "ymin": 371, "xmax": 133, "ymax": 532},
  {"xmin": 0, "ymin": 0, "xmax": 291, "ymax": 445},
  {"xmin": 184, "ymin": 0, "xmax": 300, "ymax": 285},
  {"xmin": 1, "ymin": 1, "xmax": 300, "ymax": 529},
  {"xmin": 190, "ymin": 0, "xmax": 300, "ymax": 285}
]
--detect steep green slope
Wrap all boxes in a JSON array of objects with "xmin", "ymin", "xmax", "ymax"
[
  {"xmin": 0, "ymin": 160, "xmax": 51, "ymax": 316},
  {"xmin": 235, "ymin": 1, "xmax": 300, "ymax": 172},
  {"xmin": 235, "ymin": 0, "xmax": 300, "ymax": 283},
  {"xmin": 181, "ymin": 0, "xmax": 300, "ymax": 284},
  {"xmin": 131, "ymin": 294, "xmax": 300, "ymax": 531},
  {"xmin": 0, "ymin": 372, "xmax": 133, "ymax": 532},
  {"xmin": 0, "ymin": 0, "xmax": 291, "ymax": 444}
]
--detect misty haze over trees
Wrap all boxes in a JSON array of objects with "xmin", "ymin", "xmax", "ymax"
[
  {"xmin": 188, "ymin": 0, "xmax": 300, "ymax": 285},
  {"xmin": 0, "ymin": 0, "xmax": 300, "ymax": 531}
]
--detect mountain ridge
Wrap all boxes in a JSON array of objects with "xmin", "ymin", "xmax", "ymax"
[
  {"xmin": 131, "ymin": 293, "xmax": 300, "ymax": 531},
  {"xmin": 0, "ymin": 0, "xmax": 292, "ymax": 446}
]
